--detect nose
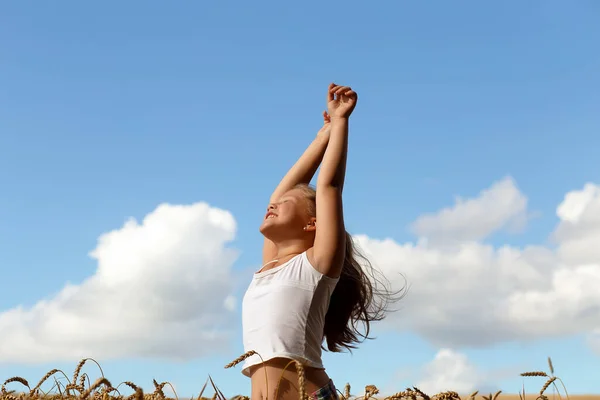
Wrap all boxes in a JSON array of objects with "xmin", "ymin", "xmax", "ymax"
[{"xmin": 267, "ymin": 203, "xmax": 277, "ymax": 211}]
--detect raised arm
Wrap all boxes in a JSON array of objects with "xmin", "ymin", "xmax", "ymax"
[
  {"xmin": 263, "ymin": 112, "xmax": 331, "ymax": 264},
  {"xmin": 310, "ymin": 83, "xmax": 357, "ymax": 278}
]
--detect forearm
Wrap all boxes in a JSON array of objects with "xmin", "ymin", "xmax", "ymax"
[
  {"xmin": 317, "ymin": 117, "xmax": 348, "ymax": 190},
  {"xmin": 270, "ymin": 134, "xmax": 329, "ymax": 202}
]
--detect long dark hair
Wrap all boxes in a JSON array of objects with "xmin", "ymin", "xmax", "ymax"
[{"xmin": 294, "ymin": 183, "xmax": 406, "ymax": 352}]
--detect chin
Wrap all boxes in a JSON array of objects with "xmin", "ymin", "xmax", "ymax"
[
  {"xmin": 259, "ymin": 219, "xmax": 287, "ymax": 240},
  {"xmin": 259, "ymin": 220, "xmax": 275, "ymax": 235},
  {"xmin": 259, "ymin": 224, "xmax": 268, "ymax": 235},
  {"xmin": 259, "ymin": 225, "xmax": 278, "ymax": 242}
]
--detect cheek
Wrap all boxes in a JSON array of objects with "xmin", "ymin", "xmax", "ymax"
[{"xmin": 282, "ymin": 204, "xmax": 305, "ymax": 221}]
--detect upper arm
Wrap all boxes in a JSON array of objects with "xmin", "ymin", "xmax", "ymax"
[{"xmin": 309, "ymin": 184, "xmax": 346, "ymax": 278}]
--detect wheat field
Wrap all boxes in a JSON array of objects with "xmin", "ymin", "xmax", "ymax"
[
  {"xmin": 496, "ymin": 397, "xmax": 598, "ymax": 400},
  {"xmin": 0, "ymin": 355, "xmax": 593, "ymax": 400}
]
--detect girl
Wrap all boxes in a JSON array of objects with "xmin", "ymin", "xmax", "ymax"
[{"xmin": 241, "ymin": 83, "xmax": 396, "ymax": 400}]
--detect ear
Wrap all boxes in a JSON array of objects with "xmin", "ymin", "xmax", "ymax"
[{"xmin": 304, "ymin": 217, "xmax": 317, "ymax": 233}]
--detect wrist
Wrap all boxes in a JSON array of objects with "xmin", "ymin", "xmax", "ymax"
[{"xmin": 329, "ymin": 116, "xmax": 349, "ymax": 122}]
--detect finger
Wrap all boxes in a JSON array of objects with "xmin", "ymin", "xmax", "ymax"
[
  {"xmin": 344, "ymin": 90, "xmax": 357, "ymax": 99},
  {"xmin": 324, "ymin": 111, "xmax": 331, "ymax": 122},
  {"xmin": 335, "ymin": 86, "xmax": 351, "ymax": 98},
  {"xmin": 330, "ymin": 84, "xmax": 344, "ymax": 95},
  {"xmin": 327, "ymin": 83, "xmax": 336, "ymax": 102},
  {"xmin": 331, "ymin": 85, "xmax": 346, "ymax": 100}
]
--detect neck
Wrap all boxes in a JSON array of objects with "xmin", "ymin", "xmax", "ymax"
[{"xmin": 269, "ymin": 238, "xmax": 313, "ymax": 262}]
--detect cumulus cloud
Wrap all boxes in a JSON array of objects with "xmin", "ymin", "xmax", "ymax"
[
  {"xmin": 553, "ymin": 183, "xmax": 600, "ymax": 266},
  {"xmin": 410, "ymin": 177, "xmax": 529, "ymax": 244},
  {"xmin": 0, "ymin": 202, "xmax": 239, "ymax": 364},
  {"xmin": 3, "ymin": 176, "xmax": 598, "ymax": 364},
  {"xmin": 587, "ymin": 329, "xmax": 600, "ymax": 355},
  {"xmin": 354, "ymin": 177, "xmax": 600, "ymax": 349},
  {"xmin": 416, "ymin": 349, "xmax": 482, "ymax": 394}
]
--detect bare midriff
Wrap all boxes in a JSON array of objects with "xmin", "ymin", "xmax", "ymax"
[{"xmin": 247, "ymin": 357, "xmax": 332, "ymax": 400}]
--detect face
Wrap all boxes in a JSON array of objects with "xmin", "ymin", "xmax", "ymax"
[{"xmin": 259, "ymin": 189, "xmax": 315, "ymax": 239}]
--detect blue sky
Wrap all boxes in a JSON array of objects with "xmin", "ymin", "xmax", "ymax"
[{"xmin": 1, "ymin": 0, "xmax": 600, "ymax": 396}]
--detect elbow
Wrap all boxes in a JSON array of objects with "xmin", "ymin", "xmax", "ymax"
[
  {"xmin": 317, "ymin": 171, "xmax": 343, "ymax": 190},
  {"xmin": 316, "ymin": 180, "xmax": 343, "ymax": 193}
]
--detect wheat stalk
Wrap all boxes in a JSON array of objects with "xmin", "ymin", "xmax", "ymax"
[
  {"xmin": 79, "ymin": 373, "xmax": 89, "ymax": 391},
  {"xmin": 433, "ymin": 391, "xmax": 460, "ymax": 400},
  {"xmin": 164, "ymin": 382, "xmax": 178, "ymax": 400},
  {"xmin": 72, "ymin": 359, "xmax": 88, "ymax": 387},
  {"xmin": 122, "ymin": 381, "xmax": 143, "ymax": 400},
  {"xmin": 521, "ymin": 372, "xmax": 548, "ymax": 377},
  {"xmin": 151, "ymin": 379, "xmax": 177, "ymax": 400},
  {"xmin": 1, "ymin": 377, "xmax": 30, "ymax": 394},
  {"xmin": 404, "ymin": 388, "xmax": 418, "ymax": 400},
  {"xmin": 547, "ymin": 357, "xmax": 554, "ymax": 376},
  {"xmin": 30, "ymin": 369, "xmax": 70, "ymax": 397},
  {"xmin": 225, "ymin": 351, "xmax": 268, "ymax": 400},
  {"xmin": 521, "ymin": 360, "xmax": 570, "ymax": 400},
  {"xmin": 386, "ymin": 390, "xmax": 417, "ymax": 400},
  {"xmin": 364, "ymin": 385, "xmax": 379, "ymax": 400},
  {"xmin": 152, "ymin": 379, "xmax": 166, "ymax": 400},
  {"xmin": 295, "ymin": 362, "xmax": 306, "ymax": 400},
  {"xmin": 70, "ymin": 358, "xmax": 104, "ymax": 397},
  {"xmin": 208, "ymin": 375, "xmax": 226, "ymax": 400},
  {"xmin": 413, "ymin": 387, "xmax": 431, "ymax": 400},
  {"xmin": 224, "ymin": 351, "xmax": 257, "ymax": 369},
  {"xmin": 540, "ymin": 377, "xmax": 557, "ymax": 395},
  {"xmin": 79, "ymin": 378, "xmax": 113, "ymax": 400}
]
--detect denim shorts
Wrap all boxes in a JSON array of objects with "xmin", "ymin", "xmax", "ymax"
[{"xmin": 309, "ymin": 379, "xmax": 338, "ymax": 400}]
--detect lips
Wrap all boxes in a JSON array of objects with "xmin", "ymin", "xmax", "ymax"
[{"xmin": 265, "ymin": 211, "xmax": 277, "ymax": 219}]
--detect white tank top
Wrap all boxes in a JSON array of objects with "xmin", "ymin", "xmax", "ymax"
[{"xmin": 241, "ymin": 251, "xmax": 339, "ymax": 376}]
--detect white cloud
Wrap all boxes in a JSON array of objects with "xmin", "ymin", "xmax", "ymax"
[
  {"xmin": 587, "ymin": 329, "xmax": 600, "ymax": 355},
  {"xmin": 3, "ymin": 176, "xmax": 598, "ymax": 364},
  {"xmin": 224, "ymin": 295, "xmax": 237, "ymax": 312},
  {"xmin": 354, "ymin": 178, "xmax": 600, "ymax": 349},
  {"xmin": 416, "ymin": 349, "xmax": 482, "ymax": 394},
  {"xmin": 410, "ymin": 177, "xmax": 529, "ymax": 244},
  {"xmin": 553, "ymin": 183, "xmax": 600, "ymax": 266},
  {"xmin": 0, "ymin": 202, "xmax": 239, "ymax": 364}
]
